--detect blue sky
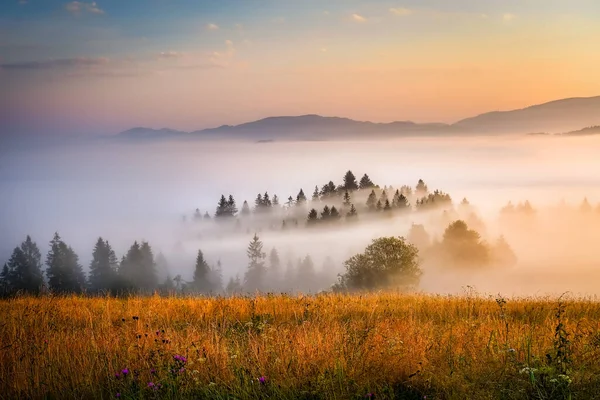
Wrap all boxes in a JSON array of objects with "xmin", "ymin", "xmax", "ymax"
[{"xmin": 1, "ymin": 0, "xmax": 600, "ymax": 135}]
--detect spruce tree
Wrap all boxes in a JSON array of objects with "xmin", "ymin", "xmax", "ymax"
[
  {"xmin": 359, "ymin": 174, "xmax": 375, "ymax": 189},
  {"xmin": 88, "ymin": 237, "xmax": 118, "ymax": 293},
  {"xmin": 272, "ymin": 195, "xmax": 279, "ymax": 207},
  {"xmin": 376, "ymin": 199, "xmax": 383, "ymax": 212},
  {"xmin": 227, "ymin": 195, "xmax": 238, "ymax": 216},
  {"xmin": 307, "ymin": 209, "xmax": 319, "ymax": 225},
  {"xmin": 346, "ymin": 204, "xmax": 358, "ymax": 220},
  {"xmin": 384, "ymin": 199, "xmax": 392, "ymax": 212},
  {"xmin": 255, "ymin": 193, "xmax": 264, "ymax": 211},
  {"xmin": 366, "ymin": 190, "xmax": 377, "ymax": 211},
  {"xmin": 263, "ymin": 192, "xmax": 272, "ymax": 208},
  {"xmin": 244, "ymin": 234, "xmax": 266, "ymax": 292},
  {"xmin": 296, "ymin": 189, "xmax": 307, "ymax": 204},
  {"xmin": 46, "ymin": 233, "xmax": 86, "ymax": 293},
  {"xmin": 312, "ymin": 186, "xmax": 320, "ymax": 201},
  {"xmin": 343, "ymin": 170, "xmax": 359, "ymax": 191},
  {"xmin": 211, "ymin": 260, "xmax": 224, "ymax": 293},
  {"xmin": 3, "ymin": 236, "xmax": 44, "ymax": 294},
  {"xmin": 119, "ymin": 241, "xmax": 157, "ymax": 292},
  {"xmin": 330, "ymin": 206, "xmax": 341, "ymax": 220},
  {"xmin": 343, "ymin": 190, "xmax": 351, "ymax": 207},
  {"xmin": 193, "ymin": 249, "xmax": 212, "ymax": 293},
  {"xmin": 215, "ymin": 195, "xmax": 229, "ymax": 218},
  {"xmin": 416, "ymin": 179, "xmax": 428, "ymax": 196},
  {"xmin": 241, "ymin": 200, "xmax": 251, "ymax": 216},
  {"xmin": 321, "ymin": 205, "xmax": 331, "ymax": 220},
  {"xmin": 139, "ymin": 242, "xmax": 158, "ymax": 290}
]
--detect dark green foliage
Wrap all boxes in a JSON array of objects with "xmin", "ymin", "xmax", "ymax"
[
  {"xmin": 216, "ymin": 194, "xmax": 237, "ymax": 217},
  {"xmin": 359, "ymin": 174, "xmax": 375, "ymax": 189},
  {"xmin": 46, "ymin": 233, "xmax": 86, "ymax": 293},
  {"xmin": 307, "ymin": 208, "xmax": 319, "ymax": 225},
  {"xmin": 337, "ymin": 237, "xmax": 421, "ymax": 291},
  {"xmin": 192, "ymin": 249, "xmax": 213, "ymax": 293},
  {"xmin": 1, "ymin": 235, "xmax": 44, "ymax": 295},
  {"xmin": 119, "ymin": 241, "xmax": 157, "ymax": 292},
  {"xmin": 320, "ymin": 205, "xmax": 331, "ymax": 220},
  {"xmin": 366, "ymin": 190, "xmax": 377, "ymax": 211},
  {"xmin": 244, "ymin": 234, "xmax": 266, "ymax": 292},
  {"xmin": 330, "ymin": 206, "xmax": 341, "ymax": 220},
  {"xmin": 312, "ymin": 186, "xmax": 320, "ymax": 201},
  {"xmin": 88, "ymin": 237, "xmax": 119, "ymax": 293},
  {"xmin": 346, "ymin": 204, "xmax": 358, "ymax": 220},
  {"xmin": 320, "ymin": 181, "xmax": 337, "ymax": 198},
  {"xmin": 343, "ymin": 170, "xmax": 359, "ymax": 191}
]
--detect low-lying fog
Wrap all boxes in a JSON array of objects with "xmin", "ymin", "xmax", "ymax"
[{"xmin": 2, "ymin": 135, "xmax": 600, "ymax": 296}]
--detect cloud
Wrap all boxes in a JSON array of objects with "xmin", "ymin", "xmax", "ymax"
[
  {"xmin": 65, "ymin": 1, "xmax": 105, "ymax": 15},
  {"xmin": 352, "ymin": 14, "xmax": 366, "ymax": 22},
  {"xmin": 389, "ymin": 7, "xmax": 413, "ymax": 17},
  {"xmin": 503, "ymin": 13, "xmax": 516, "ymax": 21},
  {"xmin": 225, "ymin": 40, "xmax": 233, "ymax": 47},
  {"xmin": 158, "ymin": 51, "xmax": 182, "ymax": 59},
  {"xmin": 0, "ymin": 57, "xmax": 109, "ymax": 70},
  {"xmin": 206, "ymin": 23, "xmax": 219, "ymax": 31}
]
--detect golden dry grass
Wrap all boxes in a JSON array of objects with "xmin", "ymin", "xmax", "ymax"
[{"xmin": 1, "ymin": 293, "xmax": 600, "ymax": 399}]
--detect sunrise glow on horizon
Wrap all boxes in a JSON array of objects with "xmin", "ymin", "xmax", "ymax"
[{"xmin": 2, "ymin": 0, "xmax": 600, "ymax": 135}]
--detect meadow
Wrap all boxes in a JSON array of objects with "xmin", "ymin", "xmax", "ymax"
[{"xmin": 1, "ymin": 293, "xmax": 600, "ymax": 399}]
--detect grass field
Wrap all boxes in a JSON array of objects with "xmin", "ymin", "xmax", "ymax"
[{"xmin": 1, "ymin": 293, "xmax": 600, "ymax": 399}]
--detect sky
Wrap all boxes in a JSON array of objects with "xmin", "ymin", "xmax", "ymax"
[{"xmin": 1, "ymin": 0, "xmax": 600, "ymax": 135}]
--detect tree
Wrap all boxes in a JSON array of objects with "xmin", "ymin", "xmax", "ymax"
[
  {"xmin": 272, "ymin": 194, "xmax": 280, "ymax": 207},
  {"xmin": 330, "ymin": 206, "xmax": 341, "ymax": 220},
  {"xmin": 2, "ymin": 235, "xmax": 44, "ymax": 295},
  {"xmin": 383, "ymin": 199, "xmax": 392, "ymax": 212},
  {"xmin": 227, "ymin": 195, "xmax": 238, "ymax": 216},
  {"xmin": 337, "ymin": 237, "xmax": 421, "ymax": 291},
  {"xmin": 321, "ymin": 205, "xmax": 331, "ymax": 220},
  {"xmin": 296, "ymin": 189, "xmax": 307, "ymax": 204},
  {"xmin": 376, "ymin": 200, "xmax": 383, "ymax": 212},
  {"xmin": 119, "ymin": 241, "xmax": 157, "ymax": 292},
  {"xmin": 307, "ymin": 208, "xmax": 319, "ymax": 225},
  {"xmin": 194, "ymin": 208, "xmax": 202, "ymax": 221},
  {"xmin": 491, "ymin": 236, "xmax": 518, "ymax": 267},
  {"xmin": 241, "ymin": 200, "xmax": 251, "ymax": 216},
  {"xmin": 343, "ymin": 170, "xmax": 359, "ymax": 191},
  {"xmin": 346, "ymin": 204, "xmax": 358, "ymax": 220},
  {"xmin": 226, "ymin": 275, "xmax": 243, "ymax": 295},
  {"xmin": 46, "ymin": 233, "xmax": 86, "ymax": 293},
  {"xmin": 210, "ymin": 260, "xmax": 224, "ymax": 293},
  {"xmin": 416, "ymin": 179, "xmax": 428, "ymax": 196},
  {"xmin": 366, "ymin": 190, "xmax": 377, "ymax": 211},
  {"xmin": 312, "ymin": 186, "xmax": 320, "ymax": 201},
  {"xmin": 380, "ymin": 190, "xmax": 388, "ymax": 204},
  {"xmin": 263, "ymin": 192, "xmax": 272, "ymax": 208},
  {"xmin": 407, "ymin": 224, "xmax": 430, "ymax": 251},
  {"xmin": 244, "ymin": 234, "xmax": 266, "ymax": 292},
  {"xmin": 193, "ymin": 249, "xmax": 213, "ymax": 293},
  {"xmin": 203, "ymin": 211, "xmax": 211, "ymax": 220},
  {"xmin": 393, "ymin": 190, "xmax": 409, "ymax": 210},
  {"xmin": 343, "ymin": 190, "xmax": 351, "ymax": 207},
  {"xmin": 320, "ymin": 181, "xmax": 337, "ymax": 198},
  {"xmin": 359, "ymin": 174, "xmax": 375, "ymax": 190},
  {"xmin": 286, "ymin": 196, "xmax": 295, "ymax": 208},
  {"xmin": 88, "ymin": 237, "xmax": 119, "ymax": 293},
  {"xmin": 254, "ymin": 193, "xmax": 264, "ymax": 211},
  {"xmin": 440, "ymin": 220, "xmax": 489, "ymax": 268}
]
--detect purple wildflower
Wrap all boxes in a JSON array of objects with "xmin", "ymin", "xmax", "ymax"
[
  {"xmin": 258, "ymin": 376, "xmax": 267, "ymax": 384},
  {"xmin": 148, "ymin": 382, "xmax": 155, "ymax": 388},
  {"xmin": 121, "ymin": 368, "xmax": 129, "ymax": 376},
  {"xmin": 150, "ymin": 368, "xmax": 157, "ymax": 375},
  {"xmin": 116, "ymin": 394, "xmax": 121, "ymax": 398},
  {"xmin": 173, "ymin": 354, "xmax": 187, "ymax": 364}
]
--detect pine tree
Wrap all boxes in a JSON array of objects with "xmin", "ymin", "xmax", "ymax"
[
  {"xmin": 343, "ymin": 190, "xmax": 351, "ymax": 207},
  {"xmin": 226, "ymin": 274, "xmax": 243, "ymax": 295},
  {"xmin": 193, "ymin": 249, "xmax": 212, "ymax": 293},
  {"xmin": 384, "ymin": 199, "xmax": 392, "ymax": 212},
  {"xmin": 380, "ymin": 190, "xmax": 388, "ymax": 204},
  {"xmin": 88, "ymin": 237, "xmax": 119, "ymax": 293},
  {"xmin": 241, "ymin": 200, "xmax": 251, "ymax": 216},
  {"xmin": 286, "ymin": 196, "xmax": 295, "ymax": 208},
  {"xmin": 330, "ymin": 206, "xmax": 341, "ymax": 220},
  {"xmin": 203, "ymin": 212, "xmax": 211, "ymax": 220},
  {"xmin": 139, "ymin": 242, "xmax": 158, "ymax": 290},
  {"xmin": 227, "ymin": 195, "xmax": 238, "ymax": 216},
  {"xmin": 346, "ymin": 204, "xmax": 358, "ymax": 220},
  {"xmin": 215, "ymin": 195, "xmax": 229, "ymax": 218},
  {"xmin": 119, "ymin": 241, "xmax": 157, "ymax": 292},
  {"xmin": 244, "ymin": 234, "xmax": 266, "ymax": 292},
  {"xmin": 359, "ymin": 174, "xmax": 375, "ymax": 189},
  {"xmin": 416, "ymin": 179, "xmax": 428, "ymax": 196},
  {"xmin": 366, "ymin": 190, "xmax": 377, "ymax": 211},
  {"xmin": 210, "ymin": 260, "xmax": 224, "ymax": 293},
  {"xmin": 307, "ymin": 209, "xmax": 319, "ymax": 225},
  {"xmin": 393, "ymin": 190, "xmax": 409, "ymax": 210},
  {"xmin": 272, "ymin": 194, "xmax": 279, "ymax": 207},
  {"xmin": 312, "ymin": 186, "xmax": 320, "ymax": 201},
  {"xmin": 46, "ymin": 233, "xmax": 86, "ymax": 293},
  {"xmin": 0, "ymin": 264, "xmax": 9, "ymax": 295},
  {"xmin": 320, "ymin": 181, "xmax": 337, "ymax": 198},
  {"xmin": 343, "ymin": 170, "xmax": 359, "ymax": 191},
  {"xmin": 263, "ymin": 192, "xmax": 272, "ymax": 207},
  {"xmin": 194, "ymin": 208, "xmax": 202, "ymax": 221},
  {"xmin": 296, "ymin": 189, "xmax": 307, "ymax": 204},
  {"xmin": 321, "ymin": 205, "xmax": 331, "ymax": 220},
  {"xmin": 3, "ymin": 236, "xmax": 44, "ymax": 294},
  {"xmin": 376, "ymin": 200, "xmax": 383, "ymax": 212}
]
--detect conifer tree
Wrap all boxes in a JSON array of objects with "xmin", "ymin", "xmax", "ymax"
[
  {"xmin": 380, "ymin": 190, "xmax": 388, "ymax": 204},
  {"xmin": 3, "ymin": 235, "xmax": 44, "ymax": 294},
  {"xmin": 272, "ymin": 194, "xmax": 280, "ymax": 207},
  {"xmin": 321, "ymin": 205, "xmax": 331, "ymax": 220},
  {"xmin": 416, "ymin": 179, "xmax": 428, "ymax": 196},
  {"xmin": 343, "ymin": 170, "xmax": 359, "ymax": 191},
  {"xmin": 346, "ymin": 204, "xmax": 358, "ymax": 220},
  {"xmin": 384, "ymin": 199, "xmax": 392, "ymax": 212},
  {"xmin": 227, "ymin": 195, "xmax": 238, "ymax": 216},
  {"xmin": 203, "ymin": 211, "xmax": 211, "ymax": 220},
  {"xmin": 215, "ymin": 195, "xmax": 229, "ymax": 218},
  {"xmin": 307, "ymin": 209, "xmax": 319, "ymax": 225},
  {"xmin": 211, "ymin": 260, "xmax": 224, "ymax": 292},
  {"xmin": 194, "ymin": 208, "xmax": 202, "ymax": 221},
  {"xmin": 330, "ymin": 206, "xmax": 341, "ymax": 220},
  {"xmin": 255, "ymin": 193, "xmax": 263, "ymax": 211},
  {"xmin": 263, "ymin": 192, "xmax": 272, "ymax": 207},
  {"xmin": 46, "ymin": 233, "xmax": 86, "ymax": 293},
  {"xmin": 359, "ymin": 174, "xmax": 375, "ymax": 189},
  {"xmin": 88, "ymin": 237, "xmax": 119, "ymax": 293},
  {"xmin": 286, "ymin": 196, "xmax": 295, "ymax": 208},
  {"xmin": 366, "ymin": 190, "xmax": 377, "ymax": 211},
  {"xmin": 312, "ymin": 186, "xmax": 320, "ymax": 201},
  {"xmin": 296, "ymin": 189, "xmax": 307, "ymax": 204},
  {"xmin": 269, "ymin": 248, "xmax": 282, "ymax": 289},
  {"xmin": 244, "ymin": 234, "xmax": 266, "ymax": 292},
  {"xmin": 297, "ymin": 255, "xmax": 317, "ymax": 292},
  {"xmin": 343, "ymin": 190, "xmax": 351, "ymax": 207},
  {"xmin": 193, "ymin": 249, "xmax": 212, "ymax": 293},
  {"xmin": 376, "ymin": 200, "xmax": 383, "ymax": 212},
  {"xmin": 241, "ymin": 200, "xmax": 251, "ymax": 216}
]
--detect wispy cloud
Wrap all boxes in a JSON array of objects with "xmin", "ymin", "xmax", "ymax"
[
  {"xmin": 0, "ymin": 57, "xmax": 109, "ymax": 70},
  {"xmin": 503, "ymin": 13, "xmax": 516, "ymax": 22},
  {"xmin": 206, "ymin": 23, "xmax": 219, "ymax": 31},
  {"xmin": 158, "ymin": 51, "xmax": 182, "ymax": 59},
  {"xmin": 352, "ymin": 13, "xmax": 366, "ymax": 22},
  {"xmin": 389, "ymin": 7, "xmax": 413, "ymax": 17},
  {"xmin": 65, "ymin": 1, "xmax": 105, "ymax": 15}
]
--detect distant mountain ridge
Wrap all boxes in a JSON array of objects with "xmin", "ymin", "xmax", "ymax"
[{"xmin": 117, "ymin": 96, "xmax": 600, "ymax": 141}]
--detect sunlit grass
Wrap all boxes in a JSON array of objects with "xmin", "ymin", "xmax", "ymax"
[{"xmin": 1, "ymin": 293, "xmax": 600, "ymax": 399}]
